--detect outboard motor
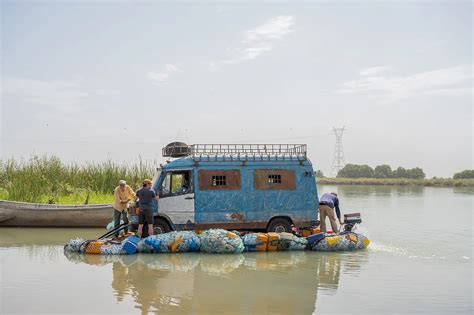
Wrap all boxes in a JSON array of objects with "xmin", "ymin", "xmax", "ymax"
[{"xmin": 342, "ymin": 212, "xmax": 362, "ymax": 232}]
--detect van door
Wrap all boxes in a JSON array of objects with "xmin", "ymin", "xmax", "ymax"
[{"xmin": 158, "ymin": 170, "xmax": 195, "ymax": 229}]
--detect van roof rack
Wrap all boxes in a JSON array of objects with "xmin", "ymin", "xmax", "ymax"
[{"xmin": 190, "ymin": 144, "xmax": 307, "ymax": 161}]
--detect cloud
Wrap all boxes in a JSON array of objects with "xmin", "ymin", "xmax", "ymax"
[
  {"xmin": 2, "ymin": 77, "xmax": 120, "ymax": 128},
  {"xmin": 3, "ymin": 77, "xmax": 89, "ymax": 113},
  {"xmin": 336, "ymin": 65, "xmax": 473, "ymax": 102},
  {"xmin": 147, "ymin": 71, "xmax": 169, "ymax": 83},
  {"xmin": 148, "ymin": 63, "xmax": 182, "ymax": 84},
  {"xmin": 208, "ymin": 61, "xmax": 220, "ymax": 72},
  {"xmin": 211, "ymin": 15, "xmax": 294, "ymax": 68},
  {"xmin": 359, "ymin": 65, "xmax": 391, "ymax": 76},
  {"xmin": 244, "ymin": 15, "xmax": 294, "ymax": 43},
  {"xmin": 165, "ymin": 64, "xmax": 182, "ymax": 73}
]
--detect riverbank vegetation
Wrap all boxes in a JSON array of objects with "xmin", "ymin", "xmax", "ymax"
[
  {"xmin": 453, "ymin": 170, "xmax": 474, "ymax": 179},
  {"xmin": 336, "ymin": 164, "xmax": 426, "ymax": 179},
  {"xmin": 1, "ymin": 156, "xmax": 472, "ymax": 205},
  {"xmin": 318, "ymin": 177, "xmax": 474, "ymax": 187},
  {"xmin": 314, "ymin": 163, "xmax": 474, "ymax": 187},
  {"xmin": 0, "ymin": 156, "xmax": 155, "ymax": 204}
]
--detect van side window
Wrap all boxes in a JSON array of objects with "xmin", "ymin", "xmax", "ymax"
[
  {"xmin": 160, "ymin": 171, "xmax": 193, "ymax": 197},
  {"xmin": 268, "ymin": 174, "xmax": 281, "ymax": 184},
  {"xmin": 254, "ymin": 170, "xmax": 296, "ymax": 190},
  {"xmin": 199, "ymin": 170, "xmax": 240, "ymax": 190},
  {"xmin": 212, "ymin": 175, "xmax": 227, "ymax": 186}
]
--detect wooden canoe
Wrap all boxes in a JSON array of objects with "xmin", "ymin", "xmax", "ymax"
[{"xmin": 0, "ymin": 200, "xmax": 114, "ymax": 227}]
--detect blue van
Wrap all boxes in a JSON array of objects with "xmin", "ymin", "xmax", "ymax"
[{"xmin": 145, "ymin": 143, "xmax": 319, "ymax": 234}]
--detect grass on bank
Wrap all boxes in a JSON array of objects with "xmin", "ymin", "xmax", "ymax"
[
  {"xmin": 0, "ymin": 188, "xmax": 114, "ymax": 205},
  {"xmin": 318, "ymin": 177, "xmax": 474, "ymax": 187},
  {"xmin": 40, "ymin": 192, "xmax": 114, "ymax": 205},
  {"xmin": 0, "ymin": 156, "xmax": 155, "ymax": 204}
]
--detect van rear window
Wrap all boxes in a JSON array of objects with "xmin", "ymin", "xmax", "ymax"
[
  {"xmin": 254, "ymin": 170, "xmax": 296, "ymax": 190},
  {"xmin": 199, "ymin": 170, "xmax": 240, "ymax": 190}
]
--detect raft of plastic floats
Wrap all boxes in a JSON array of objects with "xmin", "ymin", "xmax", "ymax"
[{"xmin": 64, "ymin": 229, "xmax": 370, "ymax": 255}]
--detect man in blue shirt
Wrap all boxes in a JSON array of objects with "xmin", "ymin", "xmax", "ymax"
[
  {"xmin": 136, "ymin": 179, "xmax": 159, "ymax": 238},
  {"xmin": 318, "ymin": 192, "xmax": 343, "ymax": 233}
]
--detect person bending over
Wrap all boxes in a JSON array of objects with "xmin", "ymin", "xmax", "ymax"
[{"xmin": 318, "ymin": 192, "xmax": 343, "ymax": 233}]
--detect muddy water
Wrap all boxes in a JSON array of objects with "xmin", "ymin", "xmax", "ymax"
[{"xmin": 0, "ymin": 186, "xmax": 472, "ymax": 314}]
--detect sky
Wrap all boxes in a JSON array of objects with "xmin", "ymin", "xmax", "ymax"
[{"xmin": 0, "ymin": 0, "xmax": 472, "ymax": 177}]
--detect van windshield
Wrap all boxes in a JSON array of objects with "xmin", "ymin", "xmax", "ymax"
[{"xmin": 151, "ymin": 169, "xmax": 161, "ymax": 191}]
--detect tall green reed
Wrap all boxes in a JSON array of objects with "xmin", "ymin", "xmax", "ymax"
[{"xmin": 0, "ymin": 155, "xmax": 156, "ymax": 203}]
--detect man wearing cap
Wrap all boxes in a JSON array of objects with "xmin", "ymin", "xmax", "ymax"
[
  {"xmin": 113, "ymin": 180, "xmax": 136, "ymax": 237},
  {"xmin": 318, "ymin": 192, "xmax": 343, "ymax": 233}
]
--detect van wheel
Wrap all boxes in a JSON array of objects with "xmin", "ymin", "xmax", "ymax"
[
  {"xmin": 267, "ymin": 218, "xmax": 292, "ymax": 233},
  {"xmin": 153, "ymin": 218, "xmax": 171, "ymax": 234}
]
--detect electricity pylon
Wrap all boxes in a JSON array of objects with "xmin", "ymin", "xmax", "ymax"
[{"xmin": 331, "ymin": 126, "xmax": 346, "ymax": 177}]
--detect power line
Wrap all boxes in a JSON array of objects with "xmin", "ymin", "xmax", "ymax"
[{"xmin": 331, "ymin": 126, "xmax": 346, "ymax": 176}]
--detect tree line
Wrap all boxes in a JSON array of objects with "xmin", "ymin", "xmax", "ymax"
[
  {"xmin": 316, "ymin": 164, "xmax": 474, "ymax": 179},
  {"xmin": 453, "ymin": 170, "xmax": 474, "ymax": 179},
  {"xmin": 335, "ymin": 164, "xmax": 426, "ymax": 179}
]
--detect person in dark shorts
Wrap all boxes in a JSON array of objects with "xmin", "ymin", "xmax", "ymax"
[{"xmin": 135, "ymin": 179, "xmax": 159, "ymax": 238}]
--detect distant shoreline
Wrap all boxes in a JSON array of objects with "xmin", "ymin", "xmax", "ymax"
[{"xmin": 317, "ymin": 177, "xmax": 474, "ymax": 187}]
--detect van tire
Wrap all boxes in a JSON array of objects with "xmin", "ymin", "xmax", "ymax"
[
  {"xmin": 267, "ymin": 218, "xmax": 292, "ymax": 233},
  {"xmin": 153, "ymin": 218, "xmax": 171, "ymax": 234}
]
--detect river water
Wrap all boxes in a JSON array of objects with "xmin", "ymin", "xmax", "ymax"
[{"xmin": 1, "ymin": 185, "xmax": 472, "ymax": 314}]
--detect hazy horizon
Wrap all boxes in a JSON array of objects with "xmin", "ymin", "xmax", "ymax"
[{"xmin": 1, "ymin": 1, "xmax": 472, "ymax": 177}]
